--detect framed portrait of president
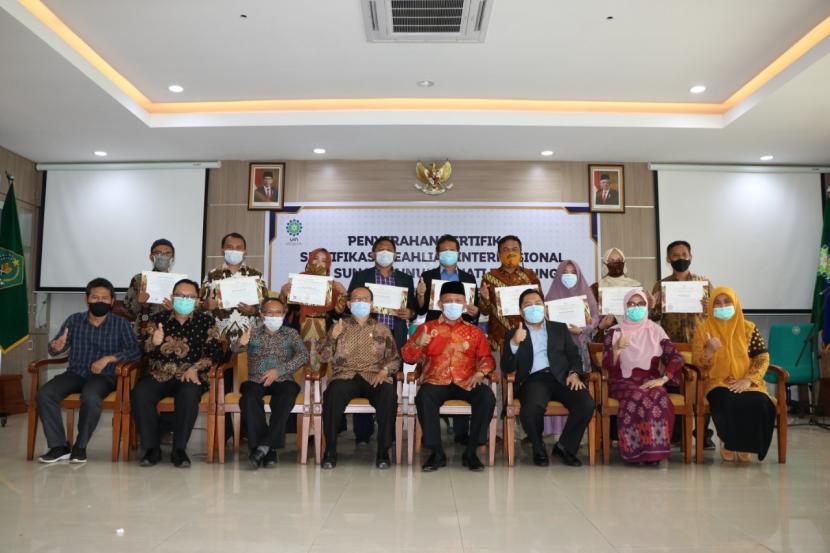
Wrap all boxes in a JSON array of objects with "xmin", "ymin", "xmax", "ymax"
[
  {"xmin": 248, "ymin": 163, "xmax": 285, "ymax": 210},
  {"xmin": 588, "ymin": 164, "xmax": 625, "ymax": 213}
]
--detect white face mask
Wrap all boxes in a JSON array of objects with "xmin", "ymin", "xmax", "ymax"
[
  {"xmin": 224, "ymin": 249, "xmax": 244, "ymax": 265},
  {"xmin": 375, "ymin": 250, "xmax": 395, "ymax": 268},
  {"xmin": 263, "ymin": 316, "xmax": 284, "ymax": 332}
]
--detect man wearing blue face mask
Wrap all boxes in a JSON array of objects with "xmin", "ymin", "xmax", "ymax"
[
  {"xmin": 501, "ymin": 289, "xmax": 595, "ymax": 467},
  {"xmin": 348, "ymin": 236, "xmax": 416, "ymax": 443},
  {"xmin": 132, "ymin": 279, "xmax": 225, "ymax": 468}
]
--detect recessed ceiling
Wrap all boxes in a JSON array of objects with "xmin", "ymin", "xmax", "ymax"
[{"xmin": 0, "ymin": 0, "xmax": 829, "ymax": 163}]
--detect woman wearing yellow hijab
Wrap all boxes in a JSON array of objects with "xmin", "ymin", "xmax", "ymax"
[{"xmin": 692, "ymin": 287, "xmax": 776, "ymax": 462}]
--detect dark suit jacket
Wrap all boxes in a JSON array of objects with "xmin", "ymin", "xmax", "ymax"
[
  {"xmin": 418, "ymin": 266, "xmax": 480, "ymax": 325},
  {"xmin": 595, "ymin": 188, "xmax": 619, "ymax": 206},
  {"xmin": 254, "ymin": 187, "xmax": 279, "ymax": 203},
  {"xmin": 501, "ymin": 321, "xmax": 583, "ymax": 388},
  {"xmin": 349, "ymin": 267, "xmax": 416, "ymax": 349}
]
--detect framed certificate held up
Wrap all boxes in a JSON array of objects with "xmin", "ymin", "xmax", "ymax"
[
  {"xmin": 141, "ymin": 271, "xmax": 188, "ymax": 305},
  {"xmin": 365, "ymin": 283, "xmax": 408, "ymax": 315},
  {"xmin": 494, "ymin": 284, "xmax": 540, "ymax": 317},
  {"xmin": 662, "ymin": 281, "xmax": 708, "ymax": 314},
  {"xmin": 545, "ymin": 296, "xmax": 589, "ymax": 328},
  {"xmin": 429, "ymin": 280, "xmax": 476, "ymax": 311},
  {"xmin": 287, "ymin": 273, "xmax": 333, "ymax": 307},
  {"xmin": 217, "ymin": 276, "xmax": 263, "ymax": 309}
]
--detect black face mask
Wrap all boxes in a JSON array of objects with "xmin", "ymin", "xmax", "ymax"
[
  {"xmin": 606, "ymin": 262, "xmax": 625, "ymax": 277},
  {"xmin": 89, "ymin": 302, "xmax": 112, "ymax": 317},
  {"xmin": 670, "ymin": 259, "xmax": 691, "ymax": 273}
]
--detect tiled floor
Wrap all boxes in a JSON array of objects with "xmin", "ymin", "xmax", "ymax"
[{"xmin": 1, "ymin": 413, "xmax": 829, "ymax": 553}]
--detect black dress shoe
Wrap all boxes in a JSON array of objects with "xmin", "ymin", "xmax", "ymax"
[
  {"xmin": 263, "ymin": 450, "xmax": 278, "ymax": 468},
  {"xmin": 532, "ymin": 451, "xmax": 550, "ymax": 467},
  {"xmin": 139, "ymin": 448, "xmax": 162, "ymax": 467},
  {"xmin": 461, "ymin": 452, "xmax": 485, "ymax": 471},
  {"xmin": 171, "ymin": 448, "xmax": 191, "ymax": 468},
  {"xmin": 376, "ymin": 452, "xmax": 391, "ymax": 469},
  {"xmin": 552, "ymin": 443, "xmax": 582, "ymax": 467},
  {"xmin": 248, "ymin": 449, "xmax": 266, "ymax": 470},
  {"xmin": 321, "ymin": 451, "xmax": 337, "ymax": 470},
  {"xmin": 422, "ymin": 451, "xmax": 447, "ymax": 472}
]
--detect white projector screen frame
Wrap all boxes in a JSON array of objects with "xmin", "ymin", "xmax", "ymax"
[
  {"xmin": 37, "ymin": 167, "xmax": 207, "ymax": 291},
  {"xmin": 656, "ymin": 169, "xmax": 823, "ymax": 312}
]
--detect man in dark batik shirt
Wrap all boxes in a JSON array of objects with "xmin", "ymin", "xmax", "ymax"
[{"xmin": 131, "ymin": 279, "xmax": 224, "ymax": 468}]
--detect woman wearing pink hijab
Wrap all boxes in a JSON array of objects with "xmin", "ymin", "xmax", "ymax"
[
  {"xmin": 603, "ymin": 289, "xmax": 684, "ymax": 465},
  {"xmin": 543, "ymin": 260, "xmax": 599, "ymax": 437}
]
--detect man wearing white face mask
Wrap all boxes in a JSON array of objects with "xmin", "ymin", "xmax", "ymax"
[
  {"xmin": 124, "ymin": 238, "xmax": 176, "ymax": 333},
  {"xmin": 201, "ymin": 232, "xmax": 268, "ymax": 344},
  {"xmin": 402, "ymin": 281, "xmax": 496, "ymax": 472},
  {"xmin": 231, "ymin": 297, "xmax": 309, "ymax": 469},
  {"xmin": 348, "ymin": 236, "xmax": 416, "ymax": 443}
]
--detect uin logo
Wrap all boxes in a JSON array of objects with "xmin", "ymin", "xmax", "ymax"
[{"xmin": 285, "ymin": 219, "xmax": 303, "ymax": 243}]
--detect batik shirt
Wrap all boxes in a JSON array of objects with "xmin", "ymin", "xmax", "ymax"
[
  {"xmin": 142, "ymin": 310, "xmax": 224, "ymax": 383},
  {"xmin": 200, "ymin": 263, "xmax": 268, "ymax": 343},
  {"xmin": 317, "ymin": 318, "xmax": 400, "ymax": 382},
  {"xmin": 649, "ymin": 273, "xmax": 712, "ymax": 343},
  {"xmin": 232, "ymin": 324, "xmax": 309, "ymax": 384},
  {"xmin": 478, "ymin": 267, "xmax": 541, "ymax": 352}
]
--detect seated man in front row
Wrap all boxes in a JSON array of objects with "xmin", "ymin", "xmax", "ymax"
[
  {"xmin": 502, "ymin": 289, "xmax": 595, "ymax": 467},
  {"xmin": 37, "ymin": 277, "xmax": 141, "ymax": 463},
  {"xmin": 232, "ymin": 297, "xmax": 309, "ymax": 469},
  {"xmin": 402, "ymin": 281, "xmax": 496, "ymax": 472},
  {"xmin": 132, "ymin": 279, "xmax": 224, "ymax": 468},
  {"xmin": 316, "ymin": 287, "xmax": 400, "ymax": 470}
]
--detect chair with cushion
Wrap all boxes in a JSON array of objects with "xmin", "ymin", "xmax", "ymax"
[
  {"xmin": 589, "ymin": 342, "xmax": 696, "ymax": 464},
  {"xmin": 214, "ymin": 352, "xmax": 316, "ymax": 464},
  {"xmin": 26, "ymin": 357, "xmax": 137, "ymax": 462},
  {"xmin": 503, "ymin": 371, "xmax": 599, "ymax": 466},
  {"xmin": 404, "ymin": 366, "xmax": 499, "ymax": 466}
]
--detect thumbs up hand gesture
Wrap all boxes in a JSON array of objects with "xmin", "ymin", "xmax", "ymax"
[
  {"xmin": 418, "ymin": 328, "xmax": 438, "ymax": 348},
  {"xmin": 331, "ymin": 318, "xmax": 345, "ymax": 340},
  {"xmin": 704, "ymin": 332, "xmax": 721, "ymax": 354},
  {"xmin": 511, "ymin": 322, "xmax": 528, "ymax": 347},
  {"xmin": 152, "ymin": 323, "xmax": 165, "ymax": 346},
  {"xmin": 614, "ymin": 330, "xmax": 631, "ymax": 352},
  {"xmin": 51, "ymin": 327, "xmax": 69, "ymax": 351}
]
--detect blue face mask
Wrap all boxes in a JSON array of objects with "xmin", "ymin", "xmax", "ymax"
[
  {"xmin": 626, "ymin": 306, "xmax": 647, "ymax": 322},
  {"xmin": 438, "ymin": 250, "xmax": 458, "ymax": 267},
  {"xmin": 522, "ymin": 305, "xmax": 545, "ymax": 324},
  {"xmin": 442, "ymin": 302, "xmax": 464, "ymax": 321},
  {"xmin": 172, "ymin": 297, "xmax": 196, "ymax": 316},
  {"xmin": 375, "ymin": 250, "xmax": 395, "ymax": 268},
  {"xmin": 224, "ymin": 249, "xmax": 244, "ymax": 265},
  {"xmin": 350, "ymin": 301, "xmax": 371, "ymax": 319},
  {"xmin": 713, "ymin": 306, "xmax": 736, "ymax": 320},
  {"xmin": 561, "ymin": 273, "xmax": 578, "ymax": 289}
]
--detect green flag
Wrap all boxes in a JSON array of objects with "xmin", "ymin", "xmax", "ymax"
[
  {"xmin": 813, "ymin": 199, "xmax": 830, "ymax": 326},
  {"xmin": 0, "ymin": 179, "xmax": 29, "ymax": 352}
]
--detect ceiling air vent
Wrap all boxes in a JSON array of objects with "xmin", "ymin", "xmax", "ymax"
[{"xmin": 363, "ymin": 0, "xmax": 493, "ymax": 43}]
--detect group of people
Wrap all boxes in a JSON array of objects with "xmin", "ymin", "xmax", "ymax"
[{"xmin": 34, "ymin": 232, "xmax": 778, "ymax": 471}]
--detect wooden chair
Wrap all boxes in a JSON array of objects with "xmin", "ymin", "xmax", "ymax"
[
  {"xmin": 589, "ymin": 342, "xmax": 696, "ymax": 464},
  {"xmin": 121, "ymin": 357, "xmax": 224, "ymax": 463},
  {"xmin": 503, "ymin": 371, "xmax": 600, "ymax": 466},
  {"xmin": 694, "ymin": 364, "xmax": 789, "ymax": 463},
  {"xmin": 404, "ymin": 367, "xmax": 499, "ymax": 466},
  {"xmin": 311, "ymin": 367, "xmax": 405, "ymax": 465},
  {"xmin": 26, "ymin": 358, "xmax": 137, "ymax": 462},
  {"xmin": 214, "ymin": 352, "xmax": 316, "ymax": 464}
]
